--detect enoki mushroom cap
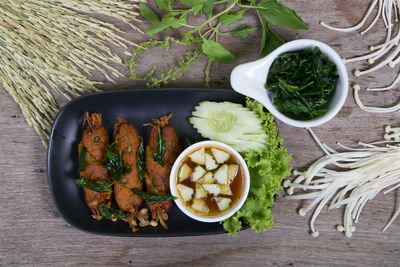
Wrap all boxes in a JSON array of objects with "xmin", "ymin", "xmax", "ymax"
[
  {"xmin": 283, "ymin": 180, "xmax": 291, "ymax": 188},
  {"xmin": 311, "ymin": 231, "xmax": 319, "ymax": 237},
  {"xmin": 336, "ymin": 225, "xmax": 344, "ymax": 232},
  {"xmin": 299, "ymin": 208, "xmax": 306, "ymax": 216}
]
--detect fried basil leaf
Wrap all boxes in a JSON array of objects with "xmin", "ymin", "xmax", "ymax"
[
  {"xmin": 137, "ymin": 136, "xmax": 146, "ymax": 182},
  {"xmin": 79, "ymin": 145, "xmax": 87, "ymax": 171},
  {"xmin": 75, "ymin": 177, "xmax": 114, "ymax": 193},
  {"xmin": 103, "ymin": 143, "xmax": 131, "ymax": 181},
  {"xmin": 265, "ymin": 47, "xmax": 338, "ymax": 120},
  {"xmin": 152, "ymin": 128, "xmax": 166, "ymax": 166},
  {"xmin": 99, "ymin": 204, "xmax": 127, "ymax": 220},
  {"xmin": 132, "ymin": 189, "xmax": 177, "ymax": 204}
]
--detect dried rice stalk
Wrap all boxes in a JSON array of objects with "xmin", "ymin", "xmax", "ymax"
[{"xmin": 0, "ymin": 0, "xmax": 141, "ymax": 147}]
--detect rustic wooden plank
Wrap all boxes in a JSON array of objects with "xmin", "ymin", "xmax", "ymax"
[{"xmin": 1, "ymin": 1, "xmax": 400, "ymax": 266}]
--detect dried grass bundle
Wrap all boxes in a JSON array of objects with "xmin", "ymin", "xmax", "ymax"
[{"xmin": 0, "ymin": 0, "xmax": 141, "ymax": 146}]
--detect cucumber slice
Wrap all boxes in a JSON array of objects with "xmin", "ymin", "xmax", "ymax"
[
  {"xmin": 195, "ymin": 183, "xmax": 207, "ymax": 198},
  {"xmin": 219, "ymin": 184, "xmax": 233, "ymax": 196},
  {"xmin": 177, "ymin": 184, "xmax": 194, "ymax": 202},
  {"xmin": 189, "ymin": 101, "xmax": 268, "ymax": 153},
  {"xmin": 192, "ymin": 165, "xmax": 206, "ymax": 182},
  {"xmin": 214, "ymin": 164, "xmax": 228, "ymax": 184},
  {"xmin": 215, "ymin": 197, "xmax": 231, "ymax": 211},
  {"xmin": 228, "ymin": 164, "xmax": 239, "ymax": 183},
  {"xmin": 191, "ymin": 198, "xmax": 209, "ymax": 213},
  {"xmin": 202, "ymin": 184, "xmax": 220, "ymax": 196},
  {"xmin": 178, "ymin": 163, "xmax": 192, "ymax": 182},
  {"xmin": 211, "ymin": 148, "xmax": 230, "ymax": 164},
  {"xmin": 189, "ymin": 148, "xmax": 205, "ymax": 165},
  {"xmin": 197, "ymin": 172, "xmax": 214, "ymax": 184},
  {"xmin": 205, "ymin": 153, "xmax": 218, "ymax": 171}
]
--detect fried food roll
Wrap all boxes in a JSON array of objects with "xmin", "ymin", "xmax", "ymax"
[
  {"xmin": 145, "ymin": 114, "xmax": 181, "ymax": 229},
  {"xmin": 78, "ymin": 112, "xmax": 112, "ymax": 220},
  {"xmin": 113, "ymin": 118, "xmax": 149, "ymax": 231}
]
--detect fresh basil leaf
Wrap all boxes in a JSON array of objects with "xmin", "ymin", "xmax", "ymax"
[
  {"xmin": 202, "ymin": 39, "xmax": 235, "ymax": 64},
  {"xmin": 154, "ymin": 0, "xmax": 173, "ymax": 11},
  {"xmin": 79, "ymin": 145, "xmax": 87, "ymax": 171},
  {"xmin": 193, "ymin": 2, "xmax": 205, "ymax": 16},
  {"xmin": 182, "ymin": 31, "xmax": 193, "ymax": 44},
  {"xmin": 260, "ymin": 19, "xmax": 285, "ymax": 57},
  {"xmin": 170, "ymin": 13, "xmax": 187, "ymax": 29},
  {"xmin": 152, "ymin": 128, "xmax": 166, "ymax": 166},
  {"xmin": 137, "ymin": 136, "xmax": 146, "ymax": 182},
  {"xmin": 220, "ymin": 9, "xmax": 245, "ymax": 26},
  {"xmin": 145, "ymin": 13, "xmax": 186, "ymax": 36},
  {"xmin": 132, "ymin": 189, "xmax": 177, "ymax": 204},
  {"xmin": 179, "ymin": 0, "xmax": 195, "ymax": 5},
  {"xmin": 193, "ymin": 0, "xmax": 210, "ymax": 16},
  {"xmin": 203, "ymin": 0, "xmax": 214, "ymax": 17},
  {"xmin": 99, "ymin": 204, "xmax": 127, "ymax": 220},
  {"xmin": 75, "ymin": 177, "xmax": 114, "ymax": 193},
  {"xmin": 181, "ymin": 31, "xmax": 202, "ymax": 45},
  {"xmin": 257, "ymin": 0, "xmax": 308, "ymax": 30},
  {"xmin": 103, "ymin": 143, "xmax": 131, "ymax": 181},
  {"xmin": 139, "ymin": 2, "xmax": 160, "ymax": 25},
  {"xmin": 230, "ymin": 25, "xmax": 257, "ymax": 39},
  {"xmin": 178, "ymin": 0, "xmax": 213, "ymax": 16}
]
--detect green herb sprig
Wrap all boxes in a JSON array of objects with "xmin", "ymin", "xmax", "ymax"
[
  {"xmin": 129, "ymin": 0, "xmax": 308, "ymax": 87},
  {"xmin": 152, "ymin": 128, "xmax": 166, "ymax": 166},
  {"xmin": 133, "ymin": 189, "xmax": 177, "ymax": 204},
  {"xmin": 127, "ymin": 37, "xmax": 203, "ymax": 88},
  {"xmin": 99, "ymin": 204, "xmax": 128, "ymax": 220},
  {"xmin": 103, "ymin": 143, "xmax": 131, "ymax": 181},
  {"xmin": 75, "ymin": 177, "xmax": 114, "ymax": 193},
  {"xmin": 137, "ymin": 136, "xmax": 146, "ymax": 182}
]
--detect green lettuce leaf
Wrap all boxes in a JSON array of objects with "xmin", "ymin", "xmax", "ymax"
[{"xmin": 222, "ymin": 98, "xmax": 292, "ymax": 236}]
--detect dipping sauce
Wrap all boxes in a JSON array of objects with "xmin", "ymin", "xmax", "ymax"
[{"xmin": 175, "ymin": 146, "xmax": 244, "ymax": 217}]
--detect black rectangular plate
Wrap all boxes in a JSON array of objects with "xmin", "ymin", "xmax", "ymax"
[{"xmin": 47, "ymin": 88, "xmax": 247, "ymax": 237}]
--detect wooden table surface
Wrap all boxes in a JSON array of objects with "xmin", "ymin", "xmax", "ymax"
[{"xmin": 1, "ymin": 1, "xmax": 400, "ymax": 266}]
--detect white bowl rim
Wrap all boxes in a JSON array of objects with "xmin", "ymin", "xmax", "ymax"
[{"xmin": 169, "ymin": 140, "xmax": 250, "ymax": 223}]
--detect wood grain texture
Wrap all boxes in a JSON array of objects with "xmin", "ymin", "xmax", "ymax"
[{"xmin": 1, "ymin": 1, "xmax": 400, "ymax": 266}]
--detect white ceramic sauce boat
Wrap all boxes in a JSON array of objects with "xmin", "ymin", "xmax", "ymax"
[{"xmin": 230, "ymin": 39, "xmax": 349, "ymax": 128}]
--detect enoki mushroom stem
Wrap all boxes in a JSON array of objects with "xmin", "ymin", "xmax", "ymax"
[{"xmin": 321, "ymin": 0, "xmax": 400, "ymax": 113}]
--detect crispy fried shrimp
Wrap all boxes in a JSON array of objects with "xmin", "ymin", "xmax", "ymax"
[
  {"xmin": 79, "ymin": 112, "xmax": 112, "ymax": 220},
  {"xmin": 145, "ymin": 114, "xmax": 180, "ymax": 229},
  {"xmin": 113, "ymin": 118, "xmax": 149, "ymax": 230}
]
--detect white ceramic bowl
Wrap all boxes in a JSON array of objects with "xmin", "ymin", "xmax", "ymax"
[
  {"xmin": 230, "ymin": 39, "xmax": 348, "ymax": 128},
  {"xmin": 170, "ymin": 141, "xmax": 250, "ymax": 223}
]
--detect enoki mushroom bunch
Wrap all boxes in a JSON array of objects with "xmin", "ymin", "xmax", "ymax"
[
  {"xmin": 321, "ymin": 0, "xmax": 400, "ymax": 113},
  {"xmin": 284, "ymin": 127, "xmax": 400, "ymax": 237}
]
